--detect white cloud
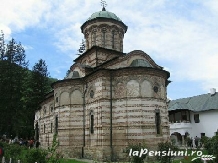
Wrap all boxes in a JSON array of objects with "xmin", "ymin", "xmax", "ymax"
[{"xmin": 1, "ymin": 0, "xmax": 218, "ymax": 96}]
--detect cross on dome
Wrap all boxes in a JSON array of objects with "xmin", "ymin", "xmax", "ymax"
[{"xmin": 101, "ymin": 0, "xmax": 107, "ymax": 11}]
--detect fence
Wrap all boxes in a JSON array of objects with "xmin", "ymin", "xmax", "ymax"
[{"xmin": 1, "ymin": 156, "xmax": 38, "ymax": 163}]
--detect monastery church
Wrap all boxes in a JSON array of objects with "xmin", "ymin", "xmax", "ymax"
[{"xmin": 34, "ymin": 4, "xmax": 170, "ymax": 161}]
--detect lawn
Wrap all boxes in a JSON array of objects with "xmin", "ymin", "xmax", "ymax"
[{"xmin": 60, "ymin": 159, "xmax": 88, "ymax": 163}]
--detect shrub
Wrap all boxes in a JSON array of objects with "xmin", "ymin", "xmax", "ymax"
[
  {"xmin": 24, "ymin": 148, "xmax": 47, "ymax": 163},
  {"xmin": 127, "ymin": 143, "xmax": 147, "ymax": 163},
  {"xmin": 156, "ymin": 141, "xmax": 178, "ymax": 163},
  {"xmin": 204, "ymin": 135, "xmax": 218, "ymax": 163},
  {"xmin": 46, "ymin": 134, "xmax": 61, "ymax": 163},
  {"xmin": 1, "ymin": 142, "xmax": 26, "ymax": 161}
]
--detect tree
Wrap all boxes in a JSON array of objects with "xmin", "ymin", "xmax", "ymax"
[
  {"xmin": 0, "ymin": 30, "xmax": 5, "ymax": 60},
  {"xmin": 31, "ymin": 59, "xmax": 50, "ymax": 106},
  {"xmin": 0, "ymin": 36, "xmax": 29, "ymax": 137}
]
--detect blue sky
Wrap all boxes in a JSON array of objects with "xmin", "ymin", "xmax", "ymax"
[{"xmin": 1, "ymin": 0, "xmax": 218, "ymax": 100}]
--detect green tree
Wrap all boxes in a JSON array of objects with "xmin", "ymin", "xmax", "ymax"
[
  {"xmin": 23, "ymin": 59, "xmax": 51, "ymax": 138},
  {"xmin": 0, "ymin": 36, "xmax": 29, "ymax": 137},
  {"xmin": 30, "ymin": 59, "xmax": 50, "ymax": 108}
]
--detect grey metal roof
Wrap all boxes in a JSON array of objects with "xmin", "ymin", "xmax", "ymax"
[{"xmin": 168, "ymin": 92, "xmax": 218, "ymax": 112}]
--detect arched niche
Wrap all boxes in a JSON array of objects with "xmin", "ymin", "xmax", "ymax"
[
  {"xmin": 60, "ymin": 92, "xmax": 70, "ymax": 106},
  {"xmin": 71, "ymin": 90, "xmax": 83, "ymax": 105},
  {"xmin": 141, "ymin": 80, "xmax": 153, "ymax": 97},
  {"xmin": 115, "ymin": 82, "xmax": 126, "ymax": 98},
  {"xmin": 127, "ymin": 80, "xmax": 139, "ymax": 97}
]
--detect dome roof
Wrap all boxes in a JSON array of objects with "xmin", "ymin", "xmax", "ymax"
[{"xmin": 87, "ymin": 9, "xmax": 122, "ymax": 22}]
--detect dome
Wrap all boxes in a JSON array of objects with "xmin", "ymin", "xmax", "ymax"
[{"xmin": 87, "ymin": 9, "xmax": 122, "ymax": 22}]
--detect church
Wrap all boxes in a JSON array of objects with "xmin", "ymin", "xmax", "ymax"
[{"xmin": 34, "ymin": 5, "xmax": 171, "ymax": 161}]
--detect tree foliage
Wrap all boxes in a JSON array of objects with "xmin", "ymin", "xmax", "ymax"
[{"xmin": 0, "ymin": 31, "xmax": 55, "ymax": 138}]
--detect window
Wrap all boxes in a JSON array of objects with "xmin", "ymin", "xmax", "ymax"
[
  {"xmin": 91, "ymin": 32, "xmax": 96, "ymax": 46},
  {"xmin": 201, "ymin": 133, "xmax": 205, "ymax": 138},
  {"xmin": 56, "ymin": 97, "xmax": 58, "ymax": 103},
  {"xmin": 44, "ymin": 124, "xmax": 46, "ymax": 133},
  {"xmin": 112, "ymin": 31, "xmax": 115, "ymax": 49},
  {"xmin": 90, "ymin": 90, "xmax": 94, "ymax": 98},
  {"xmin": 35, "ymin": 122, "xmax": 39, "ymax": 140},
  {"xmin": 155, "ymin": 109, "xmax": 161, "ymax": 134},
  {"xmin": 51, "ymin": 123, "xmax": 53, "ymax": 133},
  {"xmin": 90, "ymin": 111, "xmax": 94, "ymax": 134},
  {"xmin": 194, "ymin": 114, "xmax": 200, "ymax": 123},
  {"xmin": 102, "ymin": 28, "xmax": 106, "ymax": 47},
  {"xmin": 50, "ymin": 106, "xmax": 53, "ymax": 113},
  {"xmin": 55, "ymin": 116, "xmax": 58, "ymax": 134}
]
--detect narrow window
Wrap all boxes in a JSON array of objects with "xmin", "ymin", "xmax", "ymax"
[
  {"xmin": 155, "ymin": 109, "xmax": 161, "ymax": 134},
  {"xmin": 194, "ymin": 114, "xmax": 200, "ymax": 123},
  {"xmin": 56, "ymin": 97, "xmax": 58, "ymax": 103},
  {"xmin": 50, "ymin": 106, "xmax": 53, "ymax": 113},
  {"xmin": 55, "ymin": 116, "xmax": 58, "ymax": 134},
  {"xmin": 92, "ymin": 32, "xmax": 96, "ymax": 46},
  {"xmin": 102, "ymin": 29, "xmax": 106, "ymax": 47},
  {"xmin": 91, "ymin": 114, "xmax": 94, "ymax": 134},
  {"xmin": 112, "ymin": 31, "xmax": 115, "ymax": 49},
  {"xmin": 35, "ymin": 122, "xmax": 39, "ymax": 140},
  {"xmin": 51, "ymin": 123, "xmax": 53, "ymax": 133},
  {"xmin": 44, "ymin": 124, "xmax": 46, "ymax": 133}
]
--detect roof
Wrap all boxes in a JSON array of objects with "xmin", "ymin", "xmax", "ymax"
[
  {"xmin": 130, "ymin": 59, "xmax": 153, "ymax": 68},
  {"xmin": 87, "ymin": 9, "xmax": 122, "ymax": 22},
  {"xmin": 168, "ymin": 92, "xmax": 218, "ymax": 112}
]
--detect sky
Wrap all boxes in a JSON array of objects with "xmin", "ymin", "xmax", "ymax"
[{"xmin": 0, "ymin": 0, "xmax": 218, "ymax": 100}]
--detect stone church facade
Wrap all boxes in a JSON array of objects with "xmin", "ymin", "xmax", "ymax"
[{"xmin": 34, "ymin": 6, "xmax": 170, "ymax": 161}]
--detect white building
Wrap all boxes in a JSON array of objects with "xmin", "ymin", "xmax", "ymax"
[{"xmin": 168, "ymin": 88, "xmax": 218, "ymax": 145}]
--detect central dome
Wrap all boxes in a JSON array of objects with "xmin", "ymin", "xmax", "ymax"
[
  {"xmin": 87, "ymin": 10, "xmax": 122, "ymax": 22},
  {"xmin": 81, "ymin": 7, "xmax": 128, "ymax": 52}
]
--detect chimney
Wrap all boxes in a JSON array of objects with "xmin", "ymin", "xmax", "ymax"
[{"xmin": 210, "ymin": 88, "xmax": 216, "ymax": 96}]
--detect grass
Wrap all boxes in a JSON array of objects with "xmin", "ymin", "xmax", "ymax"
[{"xmin": 60, "ymin": 158, "xmax": 88, "ymax": 163}]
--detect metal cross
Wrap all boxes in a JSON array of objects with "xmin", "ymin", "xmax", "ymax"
[{"xmin": 101, "ymin": 0, "xmax": 107, "ymax": 8}]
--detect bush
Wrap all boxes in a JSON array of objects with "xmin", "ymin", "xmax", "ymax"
[
  {"xmin": 156, "ymin": 141, "xmax": 178, "ymax": 163},
  {"xmin": 204, "ymin": 135, "xmax": 218, "ymax": 163},
  {"xmin": 1, "ymin": 142, "xmax": 26, "ymax": 161},
  {"xmin": 127, "ymin": 143, "xmax": 147, "ymax": 163},
  {"xmin": 24, "ymin": 148, "xmax": 47, "ymax": 163}
]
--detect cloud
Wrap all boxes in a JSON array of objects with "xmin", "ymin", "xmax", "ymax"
[
  {"xmin": 0, "ymin": 0, "xmax": 49, "ymax": 37},
  {"xmin": 1, "ymin": 0, "xmax": 218, "ymax": 96}
]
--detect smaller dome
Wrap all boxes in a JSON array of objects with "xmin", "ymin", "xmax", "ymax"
[
  {"xmin": 130, "ymin": 59, "xmax": 153, "ymax": 67},
  {"xmin": 87, "ymin": 10, "xmax": 122, "ymax": 22}
]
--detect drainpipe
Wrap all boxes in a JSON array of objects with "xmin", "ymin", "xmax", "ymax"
[
  {"xmin": 82, "ymin": 83, "xmax": 87, "ymax": 158},
  {"xmin": 110, "ymin": 71, "xmax": 113, "ymax": 161}
]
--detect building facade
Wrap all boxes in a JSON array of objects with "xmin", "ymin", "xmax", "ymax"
[
  {"xmin": 34, "ymin": 6, "xmax": 170, "ymax": 161},
  {"xmin": 168, "ymin": 88, "xmax": 218, "ymax": 146}
]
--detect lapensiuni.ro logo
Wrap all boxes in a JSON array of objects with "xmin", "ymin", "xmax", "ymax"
[{"xmin": 129, "ymin": 148, "xmax": 216, "ymax": 161}]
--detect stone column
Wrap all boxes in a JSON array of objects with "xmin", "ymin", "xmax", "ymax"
[{"xmin": 182, "ymin": 135, "xmax": 185, "ymax": 146}]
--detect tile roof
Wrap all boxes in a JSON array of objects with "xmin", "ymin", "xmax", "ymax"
[{"xmin": 168, "ymin": 92, "xmax": 218, "ymax": 112}]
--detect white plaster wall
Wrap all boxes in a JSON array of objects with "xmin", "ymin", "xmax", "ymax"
[{"xmin": 190, "ymin": 110, "xmax": 218, "ymax": 138}]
